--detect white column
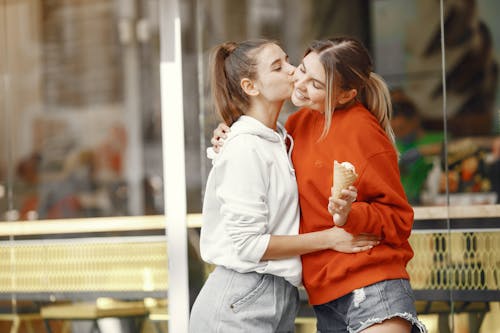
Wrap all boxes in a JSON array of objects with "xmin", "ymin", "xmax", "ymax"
[
  {"xmin": 116, "ymin": 0, "xmax": 144, "ymax": 215},
  {"xmin": 159, "ymin": 0, "xmax": 190, "ymax": 332}
]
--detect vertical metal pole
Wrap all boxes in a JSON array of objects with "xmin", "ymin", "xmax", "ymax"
[
  {"xmin": 439, "ymin": 0, "xmax": 454, "ymax": 329},
  {"xmin": 159, "ymin": 0, "xmax": 190, "ymax": 332},
  {"xmin": 117, "ymin": 0, "xmax": 145, "ymax": 216}
]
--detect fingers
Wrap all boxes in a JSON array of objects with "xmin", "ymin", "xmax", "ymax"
[
  {"xmin": 210, "ymin": 137, "xmax": 223, "ymax": 153},
  {"xmin": 328, "ymin": 200, "xmax": 349, "ymax": 217},
  {"xmin": 352, "ymin": 245, "xmax": 374, "ymax": 253},
  {"xmin": 220, "ymin": 123, "xmax": 230, "ymax": 132},
  {"xmin": 327, "ymin": 197, "xmax": 340, "ymax": 211},
  {"xmin": 328, "ymin": 185, "xmax": 357, "ymax": 228},
  {"xmin": 328, "ymin": 187, "xmax": 357, "ymax": 209},
  {"xmin": 342, "ymin": 244, "xmax": 373, "ymax": 253},
  {"xmin": 328, "ymin": 201, "xmax": 334, "ymax": 215},
  {"xmin": 353, "ymin": 239, "xmax": 380, "ymax": 247},
  {"xmin": 341, "ymin": 187, "xmax": 357, "ymax": 202},
  {"xmin": 357, "ymin": 233, "xmax": 382, "ymax": 242},
  {"xmin": 328, "ymin": 194, "xmax": 347, "ymax": 207},
  {"xmin": 213, "ymin": 123, "xmax": 229, "ymax": 140},
  {"xmin": 211, "ymin": 123, "xmax": 229, "ymax": 153},
  {"xmin": 328, "ymin": 197, "xmax": 349, "ymax": 227},
  {"xmin": 210, "ymin": 137, "xmax": 224, "ymax": 147},
  {"xmin": 328, "ymin": 197, "xmax": 349, "ymax": 214}
]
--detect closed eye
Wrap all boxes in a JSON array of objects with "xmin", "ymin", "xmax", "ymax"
[{"xmin": 313, "ymin": 81, "xmax": 323, "ymax": 89}]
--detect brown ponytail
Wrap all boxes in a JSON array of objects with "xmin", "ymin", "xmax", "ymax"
[
  {"xmin": 363, "ymin": 72, "xmax": 397, "ymax": 151},
  {"xmin": 209, "ymin": 39, "xmax": 274, "ymax": 126}
]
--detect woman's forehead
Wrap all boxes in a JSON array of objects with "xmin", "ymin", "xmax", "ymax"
[
  {"xmin": 302, "ymin": 52, "xmax": 325, "ymax": 79},
  {"xmin": 256, "ymin": 43, "xmax": 286, "ymax": 66}
]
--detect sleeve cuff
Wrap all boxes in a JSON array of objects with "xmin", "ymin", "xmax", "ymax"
[
  {"xmin": 341, "ymin": 207, "xmax": 364, "ymax": 235},
  {"xmin": 248, "ymin": 233, "xmax": 271, "ymax": 263}
]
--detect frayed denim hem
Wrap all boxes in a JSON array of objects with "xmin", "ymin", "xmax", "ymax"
[{"xmin": 349, "ymin": 312, "xmax": 428, "ymax": 333}]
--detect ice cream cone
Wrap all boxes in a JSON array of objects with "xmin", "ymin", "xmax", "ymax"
[{"xmin": 332, "ymin": 161, "xmax": 358, "ymax": 200}]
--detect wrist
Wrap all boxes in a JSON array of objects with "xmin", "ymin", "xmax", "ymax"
[
  {"xmin": 320, "ymin": 227, "xmax": 340, "ymax": 251},
  {"xmin": 317, "ymin": 228, "xmax": 336, "ymax": 251}
]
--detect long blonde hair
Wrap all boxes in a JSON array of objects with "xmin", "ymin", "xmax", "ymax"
[{"xmin": 305, "ymin": 37, "xmax": 397, "ymax": 152}]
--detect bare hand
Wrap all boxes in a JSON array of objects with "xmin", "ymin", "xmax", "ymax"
[
  {"xmin": 210, "ymin": 123, "xmax": 230, "ymax": 153},
  {"xmin": 328, "ymin": 185, "xmax": 357, "ymax": 227},
  {"xmin": 325, "ymin": 227, "xmax": 380, "ymax": 253}
]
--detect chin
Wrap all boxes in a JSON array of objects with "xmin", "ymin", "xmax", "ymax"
[{"xmin": 291, "ymin": 95, "xmax": 305, "ymax": 108}]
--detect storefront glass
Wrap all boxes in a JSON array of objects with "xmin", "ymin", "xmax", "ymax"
[
  {"xmin": 0, "ymin": 0, "xmax": 498, "ymax": 332},
  {"xmin": 0, "ymin": 1, "xmax": 169, "ymax": 331},
  {"xmin": 186, "ymin": 0, "xmax": 500, "ymax": 332}
]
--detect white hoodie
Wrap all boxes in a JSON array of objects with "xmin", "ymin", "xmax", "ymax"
[{"xmin": 201, "ymin": 116, "xmax": 302, "ymax": 286}]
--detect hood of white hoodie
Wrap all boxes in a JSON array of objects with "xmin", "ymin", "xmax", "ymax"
[
  {"xmin": 208, "ymin": 115, "xmax": 290, "ymax": 161},
  {"xmin": 229, "ymin": 114, "xmax": 285, "ymax": 139}
]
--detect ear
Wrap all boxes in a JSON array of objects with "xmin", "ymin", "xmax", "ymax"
[
  {"xmin": 338, "ymin": 89, "xmax": 357, "ymax": 104},
  {"xmin": 240, "ymin": 78, "xmax": 259, "ymax": 97}
]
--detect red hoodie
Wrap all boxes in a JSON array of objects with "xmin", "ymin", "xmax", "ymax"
[{"xmin": 285, "ymin": 103, "xmax": 414, "ymax": 305}]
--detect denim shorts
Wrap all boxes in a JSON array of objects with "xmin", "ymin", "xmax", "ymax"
[
  {"xmin": 313, "ymin": 279, "xmax": 427, "ymax": 333},
  {"xmin": 189, "ymin": 266, "xmax": 299, "ymax": 333}
]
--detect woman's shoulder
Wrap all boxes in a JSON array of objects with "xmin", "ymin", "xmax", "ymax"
[
  {"xmin": 335, "ymin": 104, "xmax": 382, "ymax": 134},
  {"xmin": 343, "ymin": 103, "xmax": 377, "ymax": 122},
  {"xmin": 337, "ymin": 105, "xmax": 395, "ymax": 154}
]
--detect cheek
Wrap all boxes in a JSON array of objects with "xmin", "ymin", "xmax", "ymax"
[
  {"xmin": 310, "ymin": 90, "xmax": 326, "ymax": 105},
  {"xmin": 274, "ymin": 78, "xmax": 292, "ymax": 94},
  {"xmin": 263, "ymin": 77, "xmax": 292, "ymax": 100}
]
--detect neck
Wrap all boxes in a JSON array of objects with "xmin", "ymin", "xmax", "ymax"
[{"xmin": 246, "ymin": 99, "xmax": 283, "ymax": 130}]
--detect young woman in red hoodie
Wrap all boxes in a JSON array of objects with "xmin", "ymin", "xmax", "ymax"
[
  {"xmin": 287, "ymin": 37, "xmax": 426, "ymax": 333},
  {"xmin": 213, "ymin": 37, "xmax": 427, "ymax": 333}
]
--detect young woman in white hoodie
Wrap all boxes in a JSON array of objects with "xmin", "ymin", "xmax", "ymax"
[{"xmin": 189, "ymin": 39, "xmax": 378, "ymax": 333}]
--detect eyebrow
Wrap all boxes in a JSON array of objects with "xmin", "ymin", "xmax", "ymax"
[
  {"xmin": 271, "ymin": 58, "xmax": 282, "ymax": 67},
  {"xmin": 270, "ymin": 53, "xmax": 289, "ymax": 67},
  {"xmin": 302, "ymin": 62, "xmax": 325, "ymax": 88}
]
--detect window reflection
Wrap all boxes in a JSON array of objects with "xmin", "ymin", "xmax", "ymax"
[
  {"xmin": 0, "ymin": 0, "xmax": 499, "ymax": 332},
  {"xmin": 189, "ymin": 1, "xmax": 500, "ymax": 332},
  {"xmin": 372, "ymin": 0, "xmax": 500, "ymax": 207},
  {"xmin": 2, "ymin": 0, "xmax": 163, "ymax": 221}
]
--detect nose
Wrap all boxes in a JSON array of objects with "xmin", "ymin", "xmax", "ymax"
[
  {"xmin": 293, "ymin": 71, "xmax": 306, "ymax": 87},
  {"xmin": 287, "ymin": 63, "xmax": 296, "ymax": 75}
]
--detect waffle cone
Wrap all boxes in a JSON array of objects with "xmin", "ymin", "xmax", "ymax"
[{"xmin": 332, "ymin": 161, "xmax": 358, "ymax": 200}]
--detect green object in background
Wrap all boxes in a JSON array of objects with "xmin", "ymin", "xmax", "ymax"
[{"xmin": 397, "ymin": 132, "xmax": 444, "ymax": 205}]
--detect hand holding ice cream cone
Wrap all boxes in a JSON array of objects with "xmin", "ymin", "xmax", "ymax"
[
  {"xmin": 329, "ymin": 161, "xmax": 358, "ymax": 226},
  {"xmin": 332, "ymin": 161, "xmax": 358, "ymax": 200}
]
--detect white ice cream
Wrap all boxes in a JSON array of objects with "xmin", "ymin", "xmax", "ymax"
[{"xmin": 340, "ymin": 161, "xmax": 356, "ymax": 174}]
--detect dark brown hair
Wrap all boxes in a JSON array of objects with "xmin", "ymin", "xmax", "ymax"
[{"xmin": 209, "ymin": 39, "xmax": 275, "ymax": 126}]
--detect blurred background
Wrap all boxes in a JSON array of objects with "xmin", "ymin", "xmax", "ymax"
[{"xmin": 0, "ymin": 0, "xmax": 499, "ymax": 332}]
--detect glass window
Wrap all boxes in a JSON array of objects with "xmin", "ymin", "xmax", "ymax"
[
  {"xmin": 0, "ymin": 1, "xmax": 168, "ymax": 331},
  {"xmin": 184, "ymin": 0, "xmax": 500, "ymax": 332},
  {"xmin": 1, "ymin": 0, "xmax": 499, "ymax": 331},
  {"xmin": 1, "ymin": 0, "xmax": 164, "ymax": 222}
]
